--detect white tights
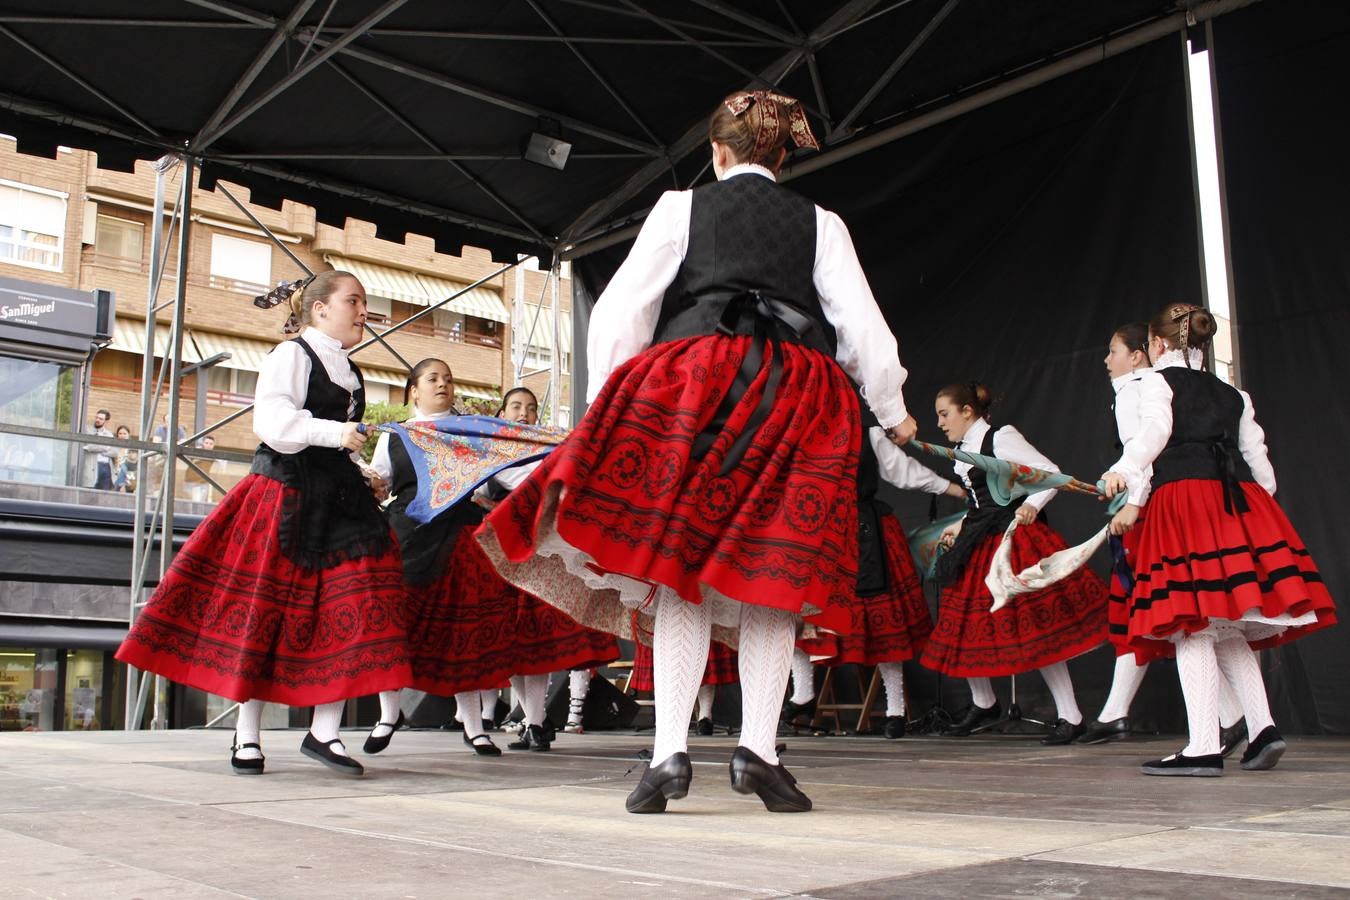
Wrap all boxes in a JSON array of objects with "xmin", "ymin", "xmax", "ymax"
[{"xmin": 1175, "ymin": 631, "xmax": 1275, "ymax": 756}]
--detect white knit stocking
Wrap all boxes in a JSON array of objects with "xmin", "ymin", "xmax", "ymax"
[
  {"xmin": 737, "ymin": 604, "xmax": 796, "ymax": 766},
  {"xmin": 1174, "ymin": 633, "xmax": 1221, "ymax": 756},
  {"xmin": 1217, "ymin": 672, "xmax": 1244, "ymax": 729},
  {"xmin": 456, "ymin": 691, "xmax": 484, "ymax": 740},
  {"xmin": 479, "ymin": 688, "xmax": 498, "ymax": 722},
  {"xmin": 569, "ymin": 669, "xmax": 593, "ymax": 701},
  {"xmin": 790, "ymin": 648, "xmax": 816, "ymax": 703},
  {"xmin": 519, "ymin": 674, "xmax": 549, "ymax": 727},
  {"xmin": 234, "ymin": 699, "xmax": 265, "ymax": 760},
  {"xmin": 696, "ymin": 684, "xmax": 716, "ymax": 721},
  {"xmin": 369, "ymin": 690, "xmax": 402, "ymax": 740},
  {"xmin": 310, "ymin": 701, "xmax": 348, "ymax": 756},
  {"xmin": 878, "ymin": 662, "xmax": 905, "ymax": 717},
  {"xmin": 968, "ymin": 677, "xmax": 997, "ymax": 710},
  {"xmin": 1213, "ymin": 635, "xmax": 1275, "ymax": 737},
  {"xmin": 1097, "ymin": 656, "xmax": 1149, "ymax": 722},
  {"xmin": 651, "ymin": 588, "xmax": 712, "ymax": 766},
  {"xmin": 1038, "ymin": 661, "xmax": 1083, "ymax": 725}
]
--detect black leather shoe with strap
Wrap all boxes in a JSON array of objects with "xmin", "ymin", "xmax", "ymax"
[
  {"xmin": 626, "ymin": 752, "xmax": 692, "ymax": 814},
  {"xmin": 729, "ymin": 746, "xmax": 812, "ymax": 812},
  {"xmin": 300, "ymin": 733, "xmax": 365, "ymax": 777},
  {"xmin": 363, "ymin": 710, "xmax": 406, "ymax": 754}
]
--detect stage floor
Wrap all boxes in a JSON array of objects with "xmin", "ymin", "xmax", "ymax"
[{"xmin": 2, "ymin": 728, "xmax": 1348, "ymax": 898}]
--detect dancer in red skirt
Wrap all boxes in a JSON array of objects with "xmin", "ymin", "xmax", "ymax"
[
  {"xmin": 367, "ymin": 375, "xmax": 617, "ymax": 757},
  {"xmin": 1105, "ymin": 303, "xmax": 1336, "ymax": 776},
  {"xmin": 478, "ymin": 90, "xmax": 915, "ymax": 814},
  {"xmin": 919, "ymin": 382, "xmax": 1108, "ymax": 745},
  {"xmin": 629, "ymin": 640, "xmax": 738, "ymax": 735},
  {"xmin": 116, "ymin": 271, "xmax": 410, "ymax": 777},
  {"xmin": 786, "ymin": 411, "xmax": 964, "ymax": 738},
  {"xmin": 1083, "ymin": 322, "xmax": 1246, "ymax": 749}
]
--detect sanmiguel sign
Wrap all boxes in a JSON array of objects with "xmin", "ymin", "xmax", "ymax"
[{"xmin": 0, "ymin": 276, "xmax": 113, "ymax": 363}]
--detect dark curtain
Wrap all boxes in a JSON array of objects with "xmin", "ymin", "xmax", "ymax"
[{"xmin": 1213, "ymin": 0, "xmax": 1350, "ymax": 734}]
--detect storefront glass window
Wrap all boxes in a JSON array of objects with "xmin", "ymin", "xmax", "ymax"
[
  {"xmin": 0, "ymin": 648, "xmax": 60, "ymax": 731},
  {"xmin": 65, "ymin": 649, "xmax": 104, "ymax": 730},
  {"xmin": 0, "ymin": 354, "xmax": 76, "ymax": 485}
]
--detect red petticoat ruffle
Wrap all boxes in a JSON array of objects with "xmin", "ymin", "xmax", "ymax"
[
  {"xmin": 480, "ymin": 334, "xmax": 863, "ymax": 638},
  {"xmin": 919, "ymin": 519, "xmax": 1108, "ymax": 677},
  {"xmin": 406, "ymin": 529, "xmax": 619, "ymax": 696},
  {"xmin": 804, "ymin": 515, "xmax": 933, "ymax": 666},
  {"xmin": 1124, "ymin": 479, "xmax": 1336, "ymax": 653},
  {"xmin": 628, "ymin": 639, "xmax": 738, "ymax": 692},
  {"xmin": 115, "ymin": 474, "xmax": 412, "ymax": 706}
]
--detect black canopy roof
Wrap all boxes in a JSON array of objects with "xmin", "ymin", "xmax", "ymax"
[{"xmin": 0, "ymin": 1, "xmax": 1217, "ymax": 260}]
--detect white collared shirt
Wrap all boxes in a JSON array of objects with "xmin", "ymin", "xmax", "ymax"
[
  {"xmin": 869, "ymin": 428, "xmax": 956, "ymax": 494},
  {"xmin": 1108, "ymin": 349, "xmax": 1276, "ymax": 500},
  {"xmin": 253, "ymin": 327, "xmax": 361, "ymax": 454},
  {"xmin": 952, "ymin": 418, "xmax": 1060, "ymax": 511},
  {"xmin": 584, "ymin": 163, "xmax": 910, "ymax": 428},
  {"xmin": 1112, "ymin": 367, "xmax": 1154, "ymax": 506},
  {"xmin": 369, "ymin": 404, "xmax": 455, "ymax": 482}
]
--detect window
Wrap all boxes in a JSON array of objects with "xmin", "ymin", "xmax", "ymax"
[
  {"xmin": 209, "ymin": 233, "xmax": 271, "ymax": 294},
  {"xmin": 433, "ymin": 308, "xmax": 465, "ymax": 340},
  {"xmin": 94, "ymin": 215, "xmax": 144, "ymax": 260},
  {"xmin": 0, "ymin": 181, "xmax": 67, "ymax": 271},
  {"xmin": 205, "ymin": 367, "xmax": 257, "ymax": 405},
  {"xmin": 524, "ymin": 345, "xmax": 552, "ymax": 370},
  {"xmin": 365, "ymin": 295, "xmax": 393, "ymax": 326},
  {"xmin": 363, "ymin": 382, "xmax": 390, "ymax": 406}
]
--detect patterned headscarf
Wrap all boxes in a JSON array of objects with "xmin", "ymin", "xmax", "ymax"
[{"xmin": 723, "ymin": 91, "xmax": 820, "ymax": 164}]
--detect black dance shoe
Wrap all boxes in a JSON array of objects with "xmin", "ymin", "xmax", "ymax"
[
  {"xmin": 1040, "ymin": 718, "xmax": 1086, "ymax": 746},
  {"xmin": 1240, "ymin": 726, "xmax": 1287, "ymax": 771},
  {"xmin": 942, "ymin": 702, "xmax": 1001, "ymax": 737},
  {"xmin": 882, "ymin": 716, "xmax": 906, "ymax": 740},
  {"xmin": 363, "ymin": 710, "xmax": 406, "ymax": 755},
  {"xmin": 1139, "ymin": 751, "xmax": 1223, "ymax": 777},
  {"xmin": 1077, "ymin": 717, "xmax": 1130, "ymax": 744},
  {"xmin": 507, "ymin": 723, "xmax": 551, "ymax": 752},
  {"xmin": 781, "ymin": 697, "xmax": 816, "ymax": 728},
  {"xmin": 1220, "ymin": 717, "xmax": 1247, "ymax": 759},
  {"xmin": 230, "ymin": 734, "xmax": 265, "ymax": 775},
  {"xmin": 696, "ymin": 717, "xmax": 715, "ymax": 736},
  {"xmin": 625, "ymin": 752, "xmax": 692, "ymax": 814},
  {"xmin": 300, "ymin": 733, "xmax": 365, "ymax": 777},
  {"xmin": 462, "ymin": 732, "xmax": 502, "ymax": 757},
  {"xmin": 729, "ymin": 747, "xmax": 811, "ymax": 812}
]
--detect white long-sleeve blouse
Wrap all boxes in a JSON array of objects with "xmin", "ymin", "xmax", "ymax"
[
  {"xmin": 252, "ymin": 327, "xmax": 358, "ymax": 454},
  {"xmin": 952, "ymin": 418, "xmax": 1060, "ymax": 512},
  {"xmin": 584, "ymin": 163, "xmax": 910, "ymax": 428}
]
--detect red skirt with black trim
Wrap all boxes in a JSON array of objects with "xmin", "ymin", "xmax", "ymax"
[
  {"xmin": 479, "ymin": 334, "xmax": 862, "ymax": 640},
  {"xmin": 1124, "ymin": 480, "xmax": 1336, "ymax": 652},
  {"xmin": 804, "ymin": 515, "xmax": 933, "ymax": 666},
  {"xmin": 628, "ymin": 639, "xmax": 738, "ymax": 692},
  {"xmin": 115, "ymin": 474, "xmax": 412, "ymax": 706},
  {"xmin": 407, "ymin": 529, "xmax": 620, "ymax": 696},
  {"xmin": 919, "ymin": 520, "xmax": 1108, "ymax": 677}
]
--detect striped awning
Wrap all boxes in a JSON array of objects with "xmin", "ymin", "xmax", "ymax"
[
  {"xmin": 516, "ymin": 304, "xmax": 573, "ymax": 354},
  {"xmin": 109, "ymin": 318, "xmax": 408, "ymax": 386},
  {"xmin": 326, "ymin": 256, "xmax": 509, "ymax": 324},
  {"xmin": 455, "ymin": 383, "xmax": 501, "ymax": 402}
]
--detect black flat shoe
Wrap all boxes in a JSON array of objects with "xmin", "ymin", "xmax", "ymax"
[
  {"xmin": 696, "ymin": 717, "xmax": 714, "ymax": 736},
  {"xmin": 729, "ymin": 746, "xmax": 812, "ymax": 812},
  {"xmin": 882, "ymin": 716, "xmax": 906, "ymax": 740},
  {"xmin": 1139, "ymin": 751, "xmax": 1223, "ymax": 777},
  {"xmin": 363, "ymin": 710, "xmax": 406, "ymax": 754},
  {"xmin": 942, "ymin": 702, "xmax": 1001, "ymax": 737},
  {"xmin": 1240, "ymin": 725, "xmax": 1286, "ymax": 771},
  {"xmin": 781, "ymin": 697, "xmax": 816, "ymax": 728},
  {"xmin": 507, "ymin": 723, "xmax": 551, "ymax": 752},
  {"xmin": 230, "ymin": 734, "xmax": 265, "ymax": 775},
  {"xmin": 1041, "ymin": 718, "xmax": 1086, "ymax": 746},
  {"xmin": 626, "ymin": 752, "xmax": 692, "ymax": 814},
  {"xmin": 1077, "ymin": 717, "xmax": 1130, "ymax": 744},
  {"xmin": 1220, "ymin": 717, "xmax": 1247, "ymax": 759},
  {"xmin": 300, "ymin": 732, "xmax": 365, "ymax": 777},
  {"xmin": 462, "ymin": 732, "xmax": 502, "ymax": 757}
]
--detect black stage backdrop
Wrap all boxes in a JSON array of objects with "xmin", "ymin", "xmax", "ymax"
[
  {"xmin": 574, "ymin": 34, "xmax": 1342, "ymax": 733},
  {"xmin": 1213, "ymin": 1, "xmax": 1350, "ymax": 734}
]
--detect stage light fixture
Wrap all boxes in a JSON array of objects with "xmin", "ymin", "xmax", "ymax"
[{"xmin": 522, "ymin": 119, "xmax": 571, "ymax": 171}]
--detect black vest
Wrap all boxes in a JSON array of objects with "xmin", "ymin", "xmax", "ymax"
[
  {"xmin": 932, "ymin": 424, "xmax": 1020, "ymax": 584},
  {"xmin": 855, "ymin": 402, "xmax": 891, "ymax": 597},
  {"xmin": 385, "ymin": 429, "xmax": 482, "ymax": 585},
  {"xmin": 652, "ymin": 174, "xmax": 832, "ymax": 353},
  {"xmin": 1150, "ymin": 367, "xmax": 1255, "ymax": 512},
  {"xmin": 250, "ymin": 337, "xmax": 390, "ymax": 569}
]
